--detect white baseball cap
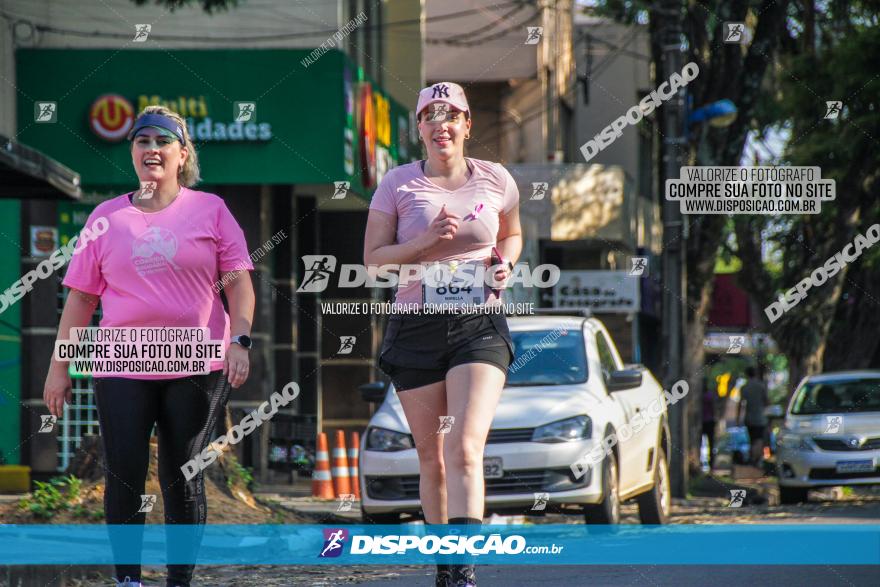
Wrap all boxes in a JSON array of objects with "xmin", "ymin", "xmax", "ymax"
[{"xmin": 416, "ymin": 82, "xmax": 470, "ymax": 118}]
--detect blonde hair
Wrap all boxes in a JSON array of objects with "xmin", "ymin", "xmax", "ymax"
[{"xmin": 133, "ymin": 105, "xmax": 201, "ymax": 187}]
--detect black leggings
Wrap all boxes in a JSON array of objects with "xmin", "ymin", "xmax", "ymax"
[{"xmin": 94, "ymin": 371, "xmax": 231, "ymax": 586}]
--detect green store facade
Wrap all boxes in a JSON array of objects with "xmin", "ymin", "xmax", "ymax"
[{"xmin": 4, "ymin": 48, "xmax": 417, "ymax": 483}]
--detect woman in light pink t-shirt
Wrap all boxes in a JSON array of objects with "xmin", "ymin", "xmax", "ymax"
[
  {"xmin": 42, "ymin": 107, "xmax": 255, "ymax": 587},
  {"xmin": 364, "ymin": 82, "xmax": 522, "ymax": 587}
]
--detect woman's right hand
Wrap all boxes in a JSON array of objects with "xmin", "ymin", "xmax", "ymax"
[
  {"xmin": 421, "ymin": 204, "xmax": 461, "ymax": 247},
  {"xmin": 43, "ymin": 365, "xmax": 73, "ymax": 419}
]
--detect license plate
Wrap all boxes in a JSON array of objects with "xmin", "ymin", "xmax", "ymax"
[
  {"xmin": 835, "ymin": 459, "xmax": 875, "ymax": 474},
  {"xmin": 484, "ymin": 457, "xmax": 503, "ymax": 479}
]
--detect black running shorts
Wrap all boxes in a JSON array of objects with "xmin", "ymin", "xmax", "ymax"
[{"xmin": 377, "ymin": 311, "xmax": 514, "ymax": 391}]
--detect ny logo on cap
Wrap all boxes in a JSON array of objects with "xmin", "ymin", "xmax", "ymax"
[{"xmin": 432, "ymin": 84, "xmax": 450, "ymax": 99}]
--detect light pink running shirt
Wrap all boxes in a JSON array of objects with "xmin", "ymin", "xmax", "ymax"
[
  {"xmin": 369, "ymin": 157, "xmax": 520, "ymax": 305},
  {"xmin": 63, "ymin": 187, "xmax": 253, "ymax": 379}
]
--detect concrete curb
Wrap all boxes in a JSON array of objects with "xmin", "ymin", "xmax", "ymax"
[{"xmin": 254, "ymin": 493, "xmax": 361, "ymax": 524}]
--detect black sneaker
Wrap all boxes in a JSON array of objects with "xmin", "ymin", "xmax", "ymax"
[
  {"xmin": 451, "ymin": 564, "xmax": 476, "ymax": 587},
  {"xmin": 435, "ymin": 568, "xmax": 453, "ymax": 587}
]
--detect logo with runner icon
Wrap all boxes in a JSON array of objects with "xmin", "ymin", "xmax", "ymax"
[
  {"xmin": 138, "ymin": 494, "xmax": 157, "ymax": 513},
  {"xmin": 824, "ymin": 415, "xmax": 843, "ymax": 434},
  {"xmin": 437, "ymin": 416, "xmax": 455, "ymax": 434},
  {"xmin": 38, "ymin": 415, "xmax": 57, "ymax": 433},
  {"xmin": 728, "ymin": 489, "xmax": 746, "ymax": 508},
  {"xmin": 319, "ymin": 528, "xmax": 349, "ymax": 558},
  {"xmin": 337, "ymin": 336, "xmax": 356, "ymax": 355},
  {"xmin": 532, "ymin": 492, "xmax": 550, "ymax": 511},
  {"xmin": 297, "ymin": 255, "xmax": 338, "ymax": 293}
]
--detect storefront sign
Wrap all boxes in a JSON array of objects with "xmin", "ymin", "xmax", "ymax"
[
  {"xmin": 89, "ymin": 94, "xmax": 135, "ymax": 142},
  {"xmin": 553, "ymin": 270, "xmax": 639, "ymax": 313},
  {"xmin": 18, "ymin": 49, "xmax": 415, "ymax": 193}
]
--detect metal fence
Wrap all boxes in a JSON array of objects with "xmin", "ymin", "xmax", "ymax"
[{"xmin": 55, "ymin": 280, "xmax": 101, "ymax": 472}]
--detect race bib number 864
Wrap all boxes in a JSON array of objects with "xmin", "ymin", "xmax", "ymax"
[{"xmin": 422, "ymin": 260, "xmax": 486, "ymax": 307}]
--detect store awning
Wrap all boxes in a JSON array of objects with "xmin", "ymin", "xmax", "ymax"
[{"xmin": 0, "ymin": 135, "xmax": 81, "ymax": 200}]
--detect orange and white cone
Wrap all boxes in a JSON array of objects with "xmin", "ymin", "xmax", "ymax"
[
  {"xmin": 312, "ymin": 432, "xmax": 335, "ymax": 499},
  {"xmin": 348, "ymin": 431, "xmax": 361, "ymax": 500},
  {"xmin": 332, "ymin": 429, "xmax": 352, "ymax": 498}
]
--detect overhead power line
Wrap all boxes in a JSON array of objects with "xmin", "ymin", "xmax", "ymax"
[
  {"xmin": 440, "ymin": 1, "xmax": 528, "ymax": 44},
  {"xmin": 0, "ymin": 1, "xmax": 526, "ymax": 44},
  {"xmin": 427, "ymin": 9, "xmax": 541, "ymax": 46}
]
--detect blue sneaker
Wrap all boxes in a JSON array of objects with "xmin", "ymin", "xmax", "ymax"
[{"xmin": 116, "ymin": 577, "xmax": 142, "ymax": 587}]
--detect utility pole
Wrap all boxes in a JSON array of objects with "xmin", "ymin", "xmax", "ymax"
[{"xmin": 658, "ymin": 0, "xmax": 688, "ymax": 497}]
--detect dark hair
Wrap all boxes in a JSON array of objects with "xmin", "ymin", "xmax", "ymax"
[{"xmin": 745, "ymin": 366, "xmax": 756, "ymax": 378}]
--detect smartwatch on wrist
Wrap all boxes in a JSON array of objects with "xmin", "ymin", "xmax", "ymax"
[{"xmin": 231, "ymin": 334, "xmax": 253, "ymax": 349}]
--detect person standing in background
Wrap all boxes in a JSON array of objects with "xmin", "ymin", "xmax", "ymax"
[
  {"xmin": 738, "ymin": 366, "xmax": 768, "ymax": 467},
  {"xmin": 702, "ymin": 379, "xmax": 718, "ymax": 471}
]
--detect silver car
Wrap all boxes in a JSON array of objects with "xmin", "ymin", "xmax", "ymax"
[{"xmin": 777, "ymin": 370, "xmax": 880, "ymax": 504}]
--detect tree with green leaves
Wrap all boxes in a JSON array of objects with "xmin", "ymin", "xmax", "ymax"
[
  {"xmin": 590, "ymin": 0, "xmax": 790, "ymax": 477},
  {"xmin": 734, "ymin": 8, "xmax": 880, "ymax": 392}
]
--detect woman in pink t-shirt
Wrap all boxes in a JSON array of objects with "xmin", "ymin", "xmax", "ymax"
[
  {"xmin": 364, "ymin": 82, "xmax": 522, "ymax": 587},
  {"xmin": 42, "ymin": 107, "xmax": 255, "ymax": 587}
]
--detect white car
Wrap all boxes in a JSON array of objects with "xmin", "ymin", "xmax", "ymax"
[
  {"xmin": 358, "ymin": 312, "xmax": 672, "ymax": 524},
  {"xmin": 777, "ymin": 370, "xmax": 880, "ymax": 504}
]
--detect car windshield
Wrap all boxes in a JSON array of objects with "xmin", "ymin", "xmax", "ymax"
[
  {"xmin": 505, "ymin": 328, "xmax": 588, "ymax": 386},
  {"xmin": 790, "ymin": 377, "xmax": 880, "ymax": 415}
]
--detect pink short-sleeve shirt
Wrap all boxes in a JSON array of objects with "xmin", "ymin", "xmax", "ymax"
[
  {"xmin": 369, "ymin": 157, "xmax": 520, "ymax": 305},
  {"xmin": 62, "ymin": 187, "xmax": 254, "ymax": 379}
]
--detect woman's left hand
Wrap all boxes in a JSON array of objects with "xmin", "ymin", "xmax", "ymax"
[
  {"xmin": 492, "ymin": 265, "xmax": 511, "ymax": 290},
  {"xmin": 224, "ymin": 343, "xmax": 250, "ymax": 388}
]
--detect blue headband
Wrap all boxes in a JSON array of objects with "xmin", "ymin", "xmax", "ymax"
[{"xmin": 127, "ymin": 113, "xmax": 186, "ymax": 143}]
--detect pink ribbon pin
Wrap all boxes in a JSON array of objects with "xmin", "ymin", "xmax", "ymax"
[{"xmin": 470, "ymin": 203, "xmax": 484, "ymax": 220}]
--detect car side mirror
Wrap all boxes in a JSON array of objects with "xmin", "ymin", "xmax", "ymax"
[
  {"xmin": 359, "ymin": 381, "xmax": 388, "ymax": 403},
  {"xmin": 607, "ymin": 369, "xmax": 642, "ymax": 392}
]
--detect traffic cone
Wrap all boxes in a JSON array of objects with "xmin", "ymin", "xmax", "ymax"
[
  {"xmin": 348, "ymin": 431, "xmax": 360, "ymax": 500},
  {"xmin": 312, "ymin": 432, "xmax": 335, "ymax": 499},
  {"xmin": 332, "ymin": 429, "xmax": 352, "ymax": 497}
]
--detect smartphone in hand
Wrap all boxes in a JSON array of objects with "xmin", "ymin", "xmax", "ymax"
[
  {"xmin": 491, "ymin": 245, "xmax": 505, "ymax": 266},
  {"xmin": 490, "ymin": 246, "xmax": 506, "ymax": 296}
]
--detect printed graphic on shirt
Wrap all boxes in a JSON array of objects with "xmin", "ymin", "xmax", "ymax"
[{"xmin": 131, "ymin": 226, "xmax": 181, "ymax": 277}]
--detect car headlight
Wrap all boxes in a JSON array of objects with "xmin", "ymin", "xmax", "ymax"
[
  {"xmin": 365, "ymin": 427, "xmax": 414, "ymax": 452},
  {"xmin": 778, "ymin": 433, "xmax": 814, "ymax": 452},
  {"xmin": 532, "ymin": 415, "xmax": 592, "ymax": 443}
]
